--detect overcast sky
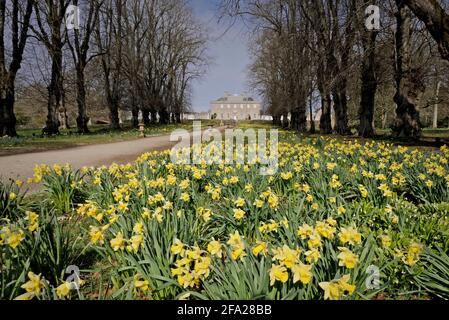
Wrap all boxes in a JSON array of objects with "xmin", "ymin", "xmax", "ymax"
[{"xmin": 190, "ymin": 0, "xmax": 256, "ymax": 112}]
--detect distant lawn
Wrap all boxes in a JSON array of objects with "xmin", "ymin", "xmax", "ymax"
[
  {"xmin": 0, "ymin": 120, "xmax": 219, "ymax": 156},
  {"xmin": 376, "ymin": 128, "xmax": 449, "ymax": 138}
]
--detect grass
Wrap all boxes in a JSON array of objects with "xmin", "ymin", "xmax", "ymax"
[{"xmin": 0, "ymin": 120, "xmax": 220, "ymax": 156}]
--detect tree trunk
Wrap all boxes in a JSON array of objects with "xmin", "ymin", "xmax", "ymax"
[
  {"xmin": 320, "ymin": 94, "xmax": 333, "ymax": 134},
  {"xmin": 359, "ymin": 31, "xmax": 378, "ymax": 137},
  {"xmin": 309, "ymin": 93, "xmax": 315, "ymax": 134},
  {"xmin": 76, "ymin": 68, "xmax": 89, "ymax": 133},
  {"xmin": 108, "ymin": 99, "xmax": 120, "ymax": 130},
  {"xmin": 3, "ymin": 85, "xmax": 16, "ymax": 137},
  {"xmin": 382, "ymin": 112, "xmax": 388, "ymax": 129},
  {"xmin": 295, "ymin": 94, "xmax": 308, "ymax": 132},
  {"xmin": 43, "ymin": 46, "xmax": 63, "ymax": 135},
  {"xmin": 282, "ymin": 113, "xmax": 289, "ymax": 128},
  {"xmin": 159, "ymin": 109, "xmax": 169, "ymax": 125},
  {"xmin": 131, "ymin": 108, "xmax": 139, "ymax": 128},
  {"xmin": 0, "ymin": 103, "xmax": 3, "ymax": 136},
  {"xmin": 393, "ymin": 1, "xmax": 425, "ymax": 138},
  {"xmin": 291, "ymin": 110, "xmax": 299, "ymax": 131},
  {"xmin": 333, "ymin": 89, "xmax": 350, "ymax": 135},
  {"xmin": 433, "ymin": 80, "xmax": 441, "ymax": 128},
  {"xmin": 150, "ymin": 110, "xmax": 157, "ymax": 124},
  {"xmin": 0, "ymin": 0, "xmax": 33, "ymax": 137},
  {"xmin": 142, "ymin": 109, "xmax": 150, "ymax": 126}
]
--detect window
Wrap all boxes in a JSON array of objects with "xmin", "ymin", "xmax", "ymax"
[
  {"xmin": 227, "ymin": 105, "xmax": 230, "ymax": 109},
  {"xmin": 220, "ymin": 104, "xmax": 223, "ymax": 109}
]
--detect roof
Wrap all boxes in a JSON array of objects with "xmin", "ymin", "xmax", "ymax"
[{"xmin": 210, "ymin": 92, "xmax": 259, "ymax": 104}]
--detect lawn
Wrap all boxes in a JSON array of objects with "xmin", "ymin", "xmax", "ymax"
[{"xmin": 1, "ymin": 124, "xmax": 449, "ymax": 300}]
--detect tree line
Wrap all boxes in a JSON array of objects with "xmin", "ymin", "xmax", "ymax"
[
  {"xmin": 221, "ymin": 0, "xmax": 449, "ymax": 138},
  {"xmin": 0, "ymin": 0, "xmax": 207, "ymax": 137}
]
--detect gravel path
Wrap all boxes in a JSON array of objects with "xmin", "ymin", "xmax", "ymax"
[{"xmin": 0, "ymin": 127, "xmax": 223, "ymax": 183}]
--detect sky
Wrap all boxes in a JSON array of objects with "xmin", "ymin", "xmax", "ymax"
[{"xmin": 190, "ymin": 0, "xmax": 256, "ymax": 112}]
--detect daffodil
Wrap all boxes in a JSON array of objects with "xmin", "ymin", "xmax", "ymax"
[
  {"xmin": 110, "ymin": 232, "xmax": 125, "ymax": 251},
  {"xmin": 207, "ymin": 240, "xmax": 222, "ymax": 258},
  {"xmin": 171, "ymin": 239, "xmax": 185, "ymax": 255},
  {"xmin": 305, "ymin": 248, "xmax": 321, "ymax": 264},
  {"xmin": 130, "ymin": 234, "xmax": 144, "ymax": 252},
  {"xmin": 133, "ymin": 222, "xmax": 144, "ymax": 235},
  {"xmin": 272, "ymin": 245, "xmax": 300, "ymax": 268},
  {"xmin": 339, "ymin": 226, "xmax": 362, "ymax": 245},
  {"xmin": 379, "ymin": 234, "xmax": 392, "ymax": 248},
  {"xmin": 337, "ymin": 247, "xmax": 359, "ymax": 269},
  {"xmin": 7, "ymin": 230, "xmax": 24, "ymax": 249},
  {"xmin": 18, "ymin": 272, "xmax": 45, "ymax": 299},
  {"xmin": 292, "ymin": 262, "xmax": 313, "ymax": 284},
  {"xmin": 134, "ymin": 274, "xmax": 150, "ymax": 293},
  {"xmin": 89, "ymin": 226, "xmax": 105, "ymax": 245},
  {"xmin": 233, "ymin": 208, "xmax": 246, "ymax": 220},
  {"xmin": 269, "ymin": 264, "xmax": 289, "ymax": 286},
  {"xmin": 319, "ymin": 274, "xmax": 355, "ymax": 300},
  {"xmin": 252, "ymin": 241, "xmax": 268, "ymax": 257},
  {"xmin": 297, "ymin": 224, "xmax": 313, "ymax": 239},
  {"xmin": 231, "ymin": 246, "xmax": 246, "ymax": 261},
  {"xmin": 180, "ymin": 192, "xmax": 190, "ymax": 202},
  {"xmin": 234, "ymin": 197, "xmax": 245, "ymax": 208},
  {"xmin": 307, "ymin": 233, "xmax": 322, "ymax": 249},
  {"xmin": 56, "ymin": 282, "xmax": 72, "ymax": 299}
]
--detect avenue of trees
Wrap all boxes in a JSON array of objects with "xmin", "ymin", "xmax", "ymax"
[
  {"xmin": 0, "ymin": 0, "xmax": 207, "ymax": 136},
  {"xmin": 1, "ymin": 0, "xmax": 449, "ymax": 138},
  {"xmin": 221, "ymin": 0, "xmax": 449, "ymax": 138}
]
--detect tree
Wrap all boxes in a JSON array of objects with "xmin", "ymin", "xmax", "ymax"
[
  {"xmin": 403, "ymin": 0, "xmax": 449, "ymax": 61},
  {"xmin": 0, "ymin": 0, "xmax": 34, "ymax": 137},
  {"xmin": 31, "ymin": 0, "xmax": 71, "ymax": 135},
  {"xmin": 95, "ymin": 0, "xmax": 123, "ymax": 130},
  {"xmin": 66, "ymin": 0, "xmax": 103, "ymax": 133},
  {"xmin": 358, "ymin": 0, "xmax": 379, "ymax": 137},
  {"xmin": 393, "ymin": 0, "xmax": 426, "ymax": 137}
]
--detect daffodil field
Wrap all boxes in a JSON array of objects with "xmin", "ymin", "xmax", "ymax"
[{"xmin": 1, "ymin": 129, "xmax": 449, "ymax": 300}]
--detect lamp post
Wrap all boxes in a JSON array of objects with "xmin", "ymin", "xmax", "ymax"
[{"xmin": 139, "ymin": 123, "xmax": 146, "ymax": 138}]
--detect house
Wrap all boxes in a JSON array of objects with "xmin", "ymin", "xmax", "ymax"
[{"xmin": 210, "ymin": 92, "xmax": 261, "ymax": 120}]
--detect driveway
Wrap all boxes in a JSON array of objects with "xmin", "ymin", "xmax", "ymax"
[{"xmin": 0, "ymin": 126, "xmax": 225, "ymax": 183}]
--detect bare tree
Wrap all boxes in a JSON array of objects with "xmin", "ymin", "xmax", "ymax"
[
  {"xmin": 393, "ymin": 0, "xmax": 426, "ymax": 137},
  {"xmin": 95, "ymin": 0, "xmax": 123, "ymax": 130},
  {"xmin": 403, "ymin": 0, "xmax": 449, "ymax": 61},
  {"xmin": 31, "ymin": 0, "xmax": 71, "ymax": 135},
  {"xmin": 0, "ymin": 0, "xmax": 34, "ymax": 137},
  {"xmin": 66, "ymin": 0, "xmax": 103, "ymax": 133},
  {"xmin": 358, "ymin": 0, "xmax": 379, "ymax": 137}
]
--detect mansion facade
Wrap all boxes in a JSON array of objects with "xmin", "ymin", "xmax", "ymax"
[{"xmin": 210, "ymin": 92, "xmax": 261, "ymax": 120}]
